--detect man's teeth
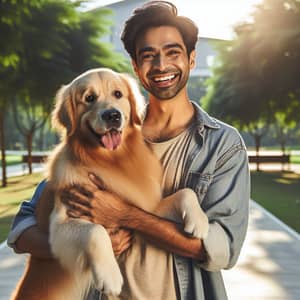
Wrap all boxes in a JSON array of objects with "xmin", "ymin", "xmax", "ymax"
[{"xmin": 153, "ymin": 74, "xmax": 176, "ymax": 82}]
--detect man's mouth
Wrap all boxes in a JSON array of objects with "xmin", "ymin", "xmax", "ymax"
[
  {"xmin": 150, "ymin": 73, "xmax": 179, "ymax": 87},
  {"xmin": 87, "ymin": 122, "xmax": 122, "ymax": 151}
]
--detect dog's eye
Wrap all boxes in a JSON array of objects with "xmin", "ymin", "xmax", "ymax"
[
  {"xmin": 85, "ymin": 94, "xmax": 96, "ymax": 103},
  {"xmin": 113, "ymin": 90, "xmax": 123, "ymax": 99}
]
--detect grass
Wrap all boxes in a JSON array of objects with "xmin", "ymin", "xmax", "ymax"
[
  {"xmin": 0, "ymin": 155, "xmax": 22, "ymax": 167},
  {"xmin": 251, "ymin": 171, "xmax": 300, "ymax": 233},
  {"xmin": 0, "ymin": 172, "xmax": 43, "ymax": 243},
  {"xmin": 291, "ymin": 155, "xmax": 300, "ymax": 164}
]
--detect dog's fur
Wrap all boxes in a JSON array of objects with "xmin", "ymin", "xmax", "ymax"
[{"xmin": 12, "ymin": 68, "xmax": 209, "ymax": 300}]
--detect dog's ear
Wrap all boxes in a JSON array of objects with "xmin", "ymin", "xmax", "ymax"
[
  {"xmin": 120, "ymin": 73, "xmax": 145, "ymax": 126},
  {"xmin": 52, "ymin": 84, "xmax": 77, "ymax": 137}
]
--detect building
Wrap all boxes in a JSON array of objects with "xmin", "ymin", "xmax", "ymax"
[{"xmin": 97, "ymin": 0, "xmax": 222, "ymax": 101}]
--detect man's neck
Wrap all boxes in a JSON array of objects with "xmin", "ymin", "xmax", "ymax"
[{"xmin": 142, "ymin": 92, "xmax": 195, "ymax": 142}]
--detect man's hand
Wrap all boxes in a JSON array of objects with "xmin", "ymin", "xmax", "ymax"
[
  {"xmin": 61, "ymin": 174, "xmax": 133, "ymax": 255},
  {"xmin": 62, "ymin": 174, "xmax": 131, "ymax": 227}
]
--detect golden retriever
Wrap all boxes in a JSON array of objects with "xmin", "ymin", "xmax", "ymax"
[{"xmin": 12, "ymin": 68, "xmax": 208, "ymax": 300}]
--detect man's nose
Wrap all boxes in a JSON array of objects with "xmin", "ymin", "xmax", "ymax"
[{"xmin": 153, "ymin": 55, "xmax": 167, "ymax": 71}]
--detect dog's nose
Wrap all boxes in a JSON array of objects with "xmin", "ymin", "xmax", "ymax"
[{"xmin": 101, "ymin": 109, "xmax": 122, "ymax": 128}]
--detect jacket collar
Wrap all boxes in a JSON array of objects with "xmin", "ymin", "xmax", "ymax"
[{"xmin": 191, "ymin": 101, "xmax": 220, "ymax": 130}]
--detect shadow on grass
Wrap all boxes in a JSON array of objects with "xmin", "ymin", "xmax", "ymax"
[{"xmin": 251, "ymin": 170, "xmax": 300, "ymax": 233}]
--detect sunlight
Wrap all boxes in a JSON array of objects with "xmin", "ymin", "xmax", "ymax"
[
  {"xmin": 86, "ymin": 0, "xmax": 264, "ymax": 39},
  {"xmin": 172, "ymin": 0, "xmax": 264, "ymax": 39}
]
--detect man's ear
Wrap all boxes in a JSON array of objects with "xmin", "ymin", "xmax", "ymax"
[{"xmin": 189, "ymin": 50, "xmax": 196, "ymax": 70}]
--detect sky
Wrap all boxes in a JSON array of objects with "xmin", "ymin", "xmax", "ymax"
[{"xmin": 82, "ymin": 0, "xmax": 264, "ymax": 39}]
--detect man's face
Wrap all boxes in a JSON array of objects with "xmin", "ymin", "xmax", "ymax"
[{"xmin": 133, "ymin": 26, "xmax": 195, "ymax": 100}]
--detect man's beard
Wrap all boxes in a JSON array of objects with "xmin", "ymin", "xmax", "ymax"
[{"xmin": 143, "ymin": 69, "xmax": 189, "ymax": 100}]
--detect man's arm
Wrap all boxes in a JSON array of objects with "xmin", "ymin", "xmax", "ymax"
[
  {"xmin": 198, "ymin": 142, "xmax": 250, "ymax": 271},
  {"xmin": 7, "ymin": 180, "xmax": 53, "ymax": 259},
  {"xmin": 121, "ymin": 206, "xmax": 206, "ymax": 260},
  {"xmin": 14, "ymin": 226, "xmax": 53, "ymax": 258},
  {"xmin": 65, "ymin": 178, "xmax": 206, "ymax": 261}
]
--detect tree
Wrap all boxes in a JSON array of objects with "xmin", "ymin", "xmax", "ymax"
[
  {"xmin": 202, "ymin": 0, "xmax": 300, "ymax": 157},
  {"xmin": 0, "ymin": 0, "xmax": 42, "ymax": 186},
  {"xmin": 10, "ymin": 0, "xmax": 79, "ymax": 174},
  {"xmin": 11, "ymin": 2, "xmax": 129, "ymax": 174}
]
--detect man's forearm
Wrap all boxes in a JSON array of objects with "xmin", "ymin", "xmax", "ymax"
[
  {"xmin": 15, "ymin": 226, "xmax": 53, "ymax": 259},
  {"xmin": 120, "ymin": 206, "xmax": 206, "ymax": 261}
]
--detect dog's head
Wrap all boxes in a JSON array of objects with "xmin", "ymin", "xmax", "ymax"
[{"xmin": 52, "ymin": 68, "xmax": 145, "ymax": 150}]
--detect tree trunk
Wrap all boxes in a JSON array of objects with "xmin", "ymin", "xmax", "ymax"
[
  {"xmin": 0, "ymin": 110, "xmax": 7, "ymax": 187},
  {"xmin": 254, "ymin": 134, "xmax": 261, "ymax": 172},
  {"xmin": 38, "ymin": 123, "xmax": 45, "ymax": 150},
  {"xmin": 26, "ymin": 132, "xmax": 33, "ymax": 174}
]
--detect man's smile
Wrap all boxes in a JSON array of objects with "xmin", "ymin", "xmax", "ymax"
[{"xmin": 149, "ymin": 72, "xmax": 180, "ymax": 88}]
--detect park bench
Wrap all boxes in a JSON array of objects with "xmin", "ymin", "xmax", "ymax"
[
  {"xmin": 248, "ymin": 154, "xmax": 290, "ymax": 170},
  {"xmin": 22, "ymin": 154, "xmax": 48, "ymax": 164}
]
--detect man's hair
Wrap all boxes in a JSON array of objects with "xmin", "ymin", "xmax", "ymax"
[{"xmin": 121, "ymin": 1, "xmax": 198, "ymax": 61}]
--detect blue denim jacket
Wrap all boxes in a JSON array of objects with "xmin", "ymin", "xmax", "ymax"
[
  {"xmin": 174, "ymin": 102, "xmax": 250, "ymax": 300},
  {"xmin": 8, "ymin": 102, "xmax": 250, "ymax": 300}
]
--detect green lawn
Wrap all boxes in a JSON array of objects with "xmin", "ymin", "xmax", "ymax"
[
  {"xmin": 291, "ymin": 155, "xmax": 300, "ymax": 164},
  {"xmin": 251, "ymin": 171, "xmax": 300, "ymax": 233},
  {"xmin": 0, "ymin": 173, "xmax": 43, "ymax": 243},
  {"xmin": 0, "ymin": 155, "xmax": 22, "ymax": 166}
]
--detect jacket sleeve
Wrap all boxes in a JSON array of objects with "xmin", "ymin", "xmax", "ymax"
[
  {"xmin": 7, "ymin": 180, "xmax": 47, "ymax": 252},
  {"xmin": 199, "ymin": 141, "xmax": 250, "ymax": 272}
]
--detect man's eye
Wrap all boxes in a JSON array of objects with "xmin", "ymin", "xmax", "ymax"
[
  {"xmin": 167, "ymin": 50, "xmax": 180, "ymax": 56},
  {"xmin": 142, "ymin": 54, "xmax": 154, "ymax": 60},
  {"xmin": 85, "ymin": 94, "xmax": 96, "ymax": 103}
]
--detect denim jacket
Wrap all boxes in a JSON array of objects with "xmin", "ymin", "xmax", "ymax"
[
  {"xmin": 8, "ymin": 102, "xmax": 250, "ymax": 300},
  {"xmin": 173, "ymin": 102, "xmax": 250, "ymax": 300}
]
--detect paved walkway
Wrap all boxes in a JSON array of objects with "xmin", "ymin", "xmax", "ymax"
[
  {"xmin": 223, "ymin": 201, "xmax": 300, "ymax": 300},
  {"xmin": 0, "ymin": 201, "xmax": 299, "ymax": 300},
  {"xmin": 0, "ymin": 163, "xmax": 45, "ymax": 180}
]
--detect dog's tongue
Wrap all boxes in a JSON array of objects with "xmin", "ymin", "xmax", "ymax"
[{"xmin": 101, "ymin": 131, "xmax": 121, "ymax": 150}]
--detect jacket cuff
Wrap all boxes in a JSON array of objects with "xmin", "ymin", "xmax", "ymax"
[{"xmin": 198, "ymin": 222, "xmax": 230, "ymax": 271}]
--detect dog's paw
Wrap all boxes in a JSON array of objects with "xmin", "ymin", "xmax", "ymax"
[
  {"xmin": 177, "ymin": 188, "xmax": 209, "ymax": 239},
  {"xmin": 92, "ymin": 258, "xmax": 123, "ymax": 295},
  {"xmin": 183, "ymin": 209, "xmax": 209, "ymax": 239}
]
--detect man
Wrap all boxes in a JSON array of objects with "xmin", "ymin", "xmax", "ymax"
[{"xmin": 8, "ymin": 1, "xmax": 250, "ymax": 299}]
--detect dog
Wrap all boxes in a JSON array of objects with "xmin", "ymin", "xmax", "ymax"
[{"xmin": 12, "ymin": 68, "xmax": 209, "ymax": 300}]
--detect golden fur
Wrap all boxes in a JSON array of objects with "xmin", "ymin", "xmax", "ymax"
[{"xmin": 12, "ymin": 68, "xmax": 209, "ymax": 300}]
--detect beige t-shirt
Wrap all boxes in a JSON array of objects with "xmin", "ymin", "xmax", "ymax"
[{"xmin": 105, "ymin": 124, "xmax": 196, "ymax": 300}]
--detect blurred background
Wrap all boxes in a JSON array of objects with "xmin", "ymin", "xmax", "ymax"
[{"xmin": 0, "ymin": 1, "xmax": 299, "ymax": 298}]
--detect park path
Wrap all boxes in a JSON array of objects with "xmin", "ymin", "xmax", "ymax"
[{"xmin": 0, "ymin": 200, "xmax": 299, "ymax": 300}]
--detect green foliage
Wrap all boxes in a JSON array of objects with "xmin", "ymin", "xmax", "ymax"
[
  {"xmin": 202, "ymin": 0, "xmax": 300, "ymax": 129},
  {"xmin": 0, "ymin": 0, "xmax": 130, "ymax": 180}
]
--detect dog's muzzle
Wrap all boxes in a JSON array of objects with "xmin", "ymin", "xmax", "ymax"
[{"xmin": 100, "ymin": 109, "xmax": 122, "ymax": 129}]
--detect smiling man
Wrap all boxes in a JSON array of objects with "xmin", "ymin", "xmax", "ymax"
[
  {"xmin": 67, "ymin": 2, "xmax": 250, "ymax": 299},
  {"xmin": 8, "ymin": 1, "xmax": 250, "ymax": 300},
  {"xmin": 134, "ymin": 27, "xmax": 192, "ymax": 100}
]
